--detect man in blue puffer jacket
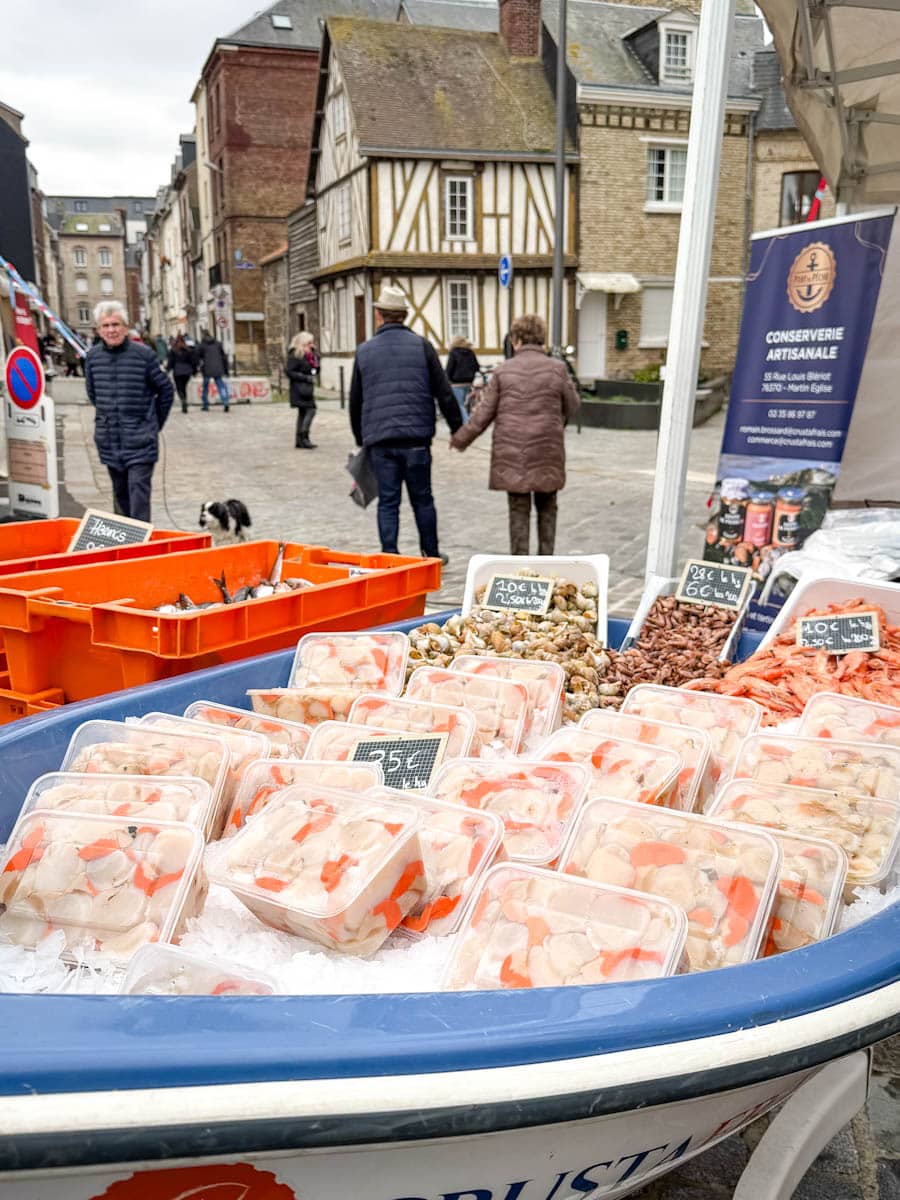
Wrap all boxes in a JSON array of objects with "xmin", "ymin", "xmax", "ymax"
[
  {"xmin": 85, "ymin": 301, "xmax": 174, "ymax": 522},
  {"xmin": 349, "ymin": 285, "xmax": 461, "ymax": 564}
]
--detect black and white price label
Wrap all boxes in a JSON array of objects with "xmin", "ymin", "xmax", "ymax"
[
  {"xmin": 675, "ymin": 559, "xmax": 753, "ymax": 611},
  {"xmin": 483, "ymin": 574, "xmax": 554, "ymax": 615},
  {"xmin": 796, "ymin": 611, "xmax": 881, "ymax": 655},
  {"xmin": 351, "ymin": 733, "xmax": 447, "ymax": 791}
]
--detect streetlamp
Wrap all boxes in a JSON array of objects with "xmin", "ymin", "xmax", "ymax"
[{"xmin": 550, "ymin": 0, "xmax": 568, "ymax": 357}]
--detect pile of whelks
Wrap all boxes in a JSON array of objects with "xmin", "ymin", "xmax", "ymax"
[{"xmin": 2, "ymin": 571, "xmax": 899, "ymax": 996}]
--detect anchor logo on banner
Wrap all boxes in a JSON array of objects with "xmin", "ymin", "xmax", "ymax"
[{"xmin": 786, "ymin": 242, "xmax": 837, "ymax": 313}]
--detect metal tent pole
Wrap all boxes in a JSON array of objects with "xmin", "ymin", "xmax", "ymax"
[
  {"xmin": 551, "ymin": 0, "xmax": 568, "ymax": 354},
  {"xmin": 644, "ymin": 0, "xmax": 736, "ymax": 580}
]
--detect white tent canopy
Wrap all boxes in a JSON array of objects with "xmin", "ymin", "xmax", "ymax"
[{"xmin": 758, "ymin": 0, "xmax": 900, "ymax": 207}]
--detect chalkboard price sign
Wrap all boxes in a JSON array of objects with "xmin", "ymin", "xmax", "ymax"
[
  {"xmin": 796, "ymin": 611, "xmax": 881, "ymax": 655},
  {"xmin": 67, "ymin": 509, "xmax": 153, "ymax": 553},
  {"xmin": 675, "ymin": 559, "xmax": 753, "ymax": 611},
  {"xmin": 351, "ymin": 733, "xmax": 447, "ymax": 791},
  {"xmin": 483, "ymin": 574, "xmax": 554, "ymax": 615}
]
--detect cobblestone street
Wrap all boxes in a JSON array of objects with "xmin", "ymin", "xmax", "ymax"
[
  {"xmin": 48, "ymin": 378, "xmax": 900, "ymax": 1198},
  {"xmin": 51, "ymin": 379, "xmax": 720, "ymax": 616}
]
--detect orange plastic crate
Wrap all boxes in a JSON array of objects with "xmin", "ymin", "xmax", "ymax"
[
  {"xmin": 0, "ymin": 518, "xmax": 210, "ymax": 575},
  {"xmin": 0, "ymin": 541, "xmax": 439, "ymax": 710}
]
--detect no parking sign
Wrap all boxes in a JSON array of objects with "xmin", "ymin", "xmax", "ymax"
[{"xmin": 3, "ymin": 344, "xmax": 59, "ymax": 518}]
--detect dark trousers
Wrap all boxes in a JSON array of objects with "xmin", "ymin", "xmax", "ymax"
[
  {"xmin": 174, "ymin": 373, "xmax": 190, "ymax": 410},
  {"xmin": 108, "ymin": 462, "xmax": 154, "ymax": 523},
  {"xmin": 507, "ymin": 491, "xmax": 558, "ymax": 556},
  {"xmin": 295, "ymin": 405, "xmax": 315, "ymax": 446},
  {"xmin": 368, "ymin": 443, "xmax": 439, "ymax": 557}
]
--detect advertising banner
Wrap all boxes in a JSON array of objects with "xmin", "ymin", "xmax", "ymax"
[{"xmin": 704, "ymin": 210, "xmax": 895, "ymax": 631}]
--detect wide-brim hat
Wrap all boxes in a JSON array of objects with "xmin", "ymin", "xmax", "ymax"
[{"xmin": 373, "ymin": 284, "xmax": 409, "ymax": 312}]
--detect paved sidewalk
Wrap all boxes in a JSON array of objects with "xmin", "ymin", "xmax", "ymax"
[{"xmin": 50, "ymin": 378, "xmax": 720, "ymax": 616}]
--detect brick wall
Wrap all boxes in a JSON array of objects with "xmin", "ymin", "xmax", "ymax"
[
  {"xmin": 205, "ymin": 45, "xmax": 319, "ymax": 369},
  {"xmin": 578, "ymin": 105, "xmax": 750, "ymax": 379},
  {"xmin": 262, "ymin": 253, "xmax": 288, "ymax": 378},
  {"xmin": 499, "ymin": 0, "xmax": 541, "ymax": 56},
  {"xmin": 752, "ymin": 130, "xmax": 835, "ymax": 232}
]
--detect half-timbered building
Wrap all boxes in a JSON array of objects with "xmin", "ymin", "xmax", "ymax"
[{"xmin": 305, "ymin": 7, "xmax": 577, "ymax": 387}]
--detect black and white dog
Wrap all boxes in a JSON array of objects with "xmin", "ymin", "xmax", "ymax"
[{"xmin": 199, "ymin": 499, "xmax": 253, "ymax": 544}]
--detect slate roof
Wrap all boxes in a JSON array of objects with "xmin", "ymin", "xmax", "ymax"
[
  {"xmin": 753, "ymin": 46, "xmax": 797, "ymax": 131},
  {"xmin": 541, "ymin": 0, "xmax": 764, "ymax": 96},
  {"xmin": 328, "ymin": 17, "xmax": 569, "ymax": 156},
  {"xmin": 221, "ymin": 0, "xmax": 400, "ymax": 52},
  {"xmin": 400, "ymin": 0, "xmax": 498, "ymax": 31},
  {"xmin": 59, "ymin": 213, "xmax": 124, "ymax": 236}
]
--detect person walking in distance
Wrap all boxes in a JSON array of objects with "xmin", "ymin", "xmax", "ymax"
[
  {"xmin": 84, "ymin": 301, "xmax": 174, "ymax": 523},
  {"xmin": 450, "ymin": 313, "xmax": 579, "ymax": 556},
  {"xmin": 166, "ymin": 332, "xmax": 198, "ymax": 413},
  {"xmin": 198, "ymin": 329, "xmax": 230, "ymax": 412},
  {"xmin": 349, "ymin": 285, "xmax": 461, "ymax": 564},
  {"xmin": 445, "ymin": 335, "xmax": 481, "ymax": 424},
  {"xmin": 285, "ymin": 331, "xmax": 319, "ymax": 448}
]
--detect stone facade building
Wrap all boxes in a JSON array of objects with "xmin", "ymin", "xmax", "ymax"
[
  {"xmin": 261, "ymin": 243, "xmax": 288, "ymax": 377},
  {"xmin": 57, "ymin": 212, "xmax": 127, "ymax": 339}
]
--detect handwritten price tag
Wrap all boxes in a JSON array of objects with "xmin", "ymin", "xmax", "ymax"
[
  {"xmin": 351, "ymin": 733, "xmax": 447, "ymax": 791},
  {"xmin": 483, "ymin": 574, "xmax": 554, "ymax": 615},
  {"xmin": 796, "ymin": 611, "xmax": 881, "ymax": 655},
  {"xmin": 675, "ymin": 559, "xmax": 753, "ymax": 611},
  {"xmin": 67, "ymin": 508, "xmax": 153, "ymax": 552}
]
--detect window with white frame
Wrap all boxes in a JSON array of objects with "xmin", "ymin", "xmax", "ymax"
[
  {"xmin": 73, "ymin": 246, "xmax": 86, "ymax": 266},
  {"xmin": 333, "ymin": 89, "xmax": 347, "ymax": 140},
  {"xmin": 640, "ymin": 284, "xmax": 674, "ymax": 348},
  {"xmin": 77, "ymin": 303, "xmax": 90, "ymax": 322},
  {"xmin": 100, "ymin": 276, "xmax": 114, "ymax": 295},
  {"xmin": 662, "ymin": 31, "xmax": 691, "ymax": 81},
  {"xmin": 75, "ymin": 222, "xmax": 88, "ymax": 232},
  {"xmin": 98, "ymin": 223, "xmax": 111, "ymax": 233},
  {"xmin": 74, "ymin": 200, "xmax": 88, "ymax": 213},
  {"xmin": 645, "ymin": 143, "xmax": 687, "ymax": 209},
  {"xmin": 447, "ymin": 279, "xmax": 473, "ymax": 342},
  {"xmin": 75, "ymin": 276, "xmax": 88, "ymax": 294},
  {"xmin": 444, "ymin": 176, "xmax": 473, "ymax": 241},
  {"xmin": 99, "ymin": 247, "xmax": 112, "ymax": 267},
  {"xmin": 337, "ymin": 184, "xmax": 351, "ymax": 244}
]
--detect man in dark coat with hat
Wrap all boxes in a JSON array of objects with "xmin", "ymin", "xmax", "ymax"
[{"xmin": 349, "ymin": 285, "xmax": 461, "ymax": 564}]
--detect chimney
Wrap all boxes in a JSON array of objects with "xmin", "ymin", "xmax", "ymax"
[{"xmin": 499, "ymin": 0, "xmax": 541, "ymax": 58}]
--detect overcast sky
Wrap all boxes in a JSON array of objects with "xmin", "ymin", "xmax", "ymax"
[{"xmin": 0, "ymin": 0, "xmax": 260, "ymax": 197}]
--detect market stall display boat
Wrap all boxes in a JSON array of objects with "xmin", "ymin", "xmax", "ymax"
[{"xmin": 1, "ymin": 602, "xmax": 899, "ymax": 1200}]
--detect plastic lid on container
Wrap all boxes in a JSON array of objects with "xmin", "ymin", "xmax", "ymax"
[
  {"xmin": 206, "ymin": 785, "xmax": 425, "ymax": 956},
  {"xmin": 0, "ymin": 811, "xmax": 205, "ymax": 966},
  {"xmin": 763, "ymin": 830, "xmax": 848, "ymax": 957},
  {"xmin": 406, "ymin": 666, "xmax": 528, "ymax": 758},
  {"xmin": 305, "ymin": 720, "xmax": 398, "ymax": 762},
  {"xmin": 224, "ymin": 758, "xmax": 383, "ymax": 836},
  {"xmin": 538, "ymin": 727, "xmax": 682, "ymax": 807},
  {"xmin": 798, "ymin": 691, "xmax": 900, "ymax": 747},
  {"xmin": 137, "ymin": 713, "xmax": 269, "ymax": 775},
  {"xmin": 247, "ymin": 686, "xmax": 360, "ymax": 726},
  {"xmin": 621, "ymin": 684, "xmax": 763, "ymax": 783},
  {"xmin": 442, "ymin": 863, "xmax": 687, "ymax": 991},
  {"xmin": 120, "ymin": 943, "xmax": 277, "ymax": 995},
  {"xmin": 721, "ymin": 478, "xmax": 750, "ymax": 499},
  {"xmin": 289, "ymin": 631, "xmax": 409, "ymax": 694},
  {"xmin": 709, "ymin": 778, "xmax": 900, "ymax": 889},
  {"xmin": 429, "ymin": 758, "xmax": 588, "ymax": 865},
  {"xmin": 578, "ymin": 709, "xmax": 713, "ymax": 813},
  {"xmin": 777, "ymin": 487, "xmax": 805, "ymax": 502},
  {"xmin": 61, "ymin": 720, "xmax": 230, "ymax": 805},
  {"xmin": 18, "ymin": 772, "xmax": 213, "ymax": 832},
  {"xmin": 557, "ymin": 795, "xmax": 782, "ymax": 971},
  {"xmin": 368, "ymin": 785, "xmax": 504, "ymax": 938},
  {"xmin": 184, "ymin": 700, "xmax": 311, "ymax": 760},
  {"xmin": 449, "ymin": 654, "xmax": 565, "ymax": 743},
  {"xmin": 348, "ymin": 694, "xmax": 477, "ymax": 761},
  {"xmin": 732, "ymin": 732, "xmax": 900, "ymax": 802}
]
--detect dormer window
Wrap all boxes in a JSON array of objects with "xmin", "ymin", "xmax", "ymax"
[
  {"xmin": 657, "ymin": 14, "xmax": 697, "ymax": 85},
  {"xmin": 663, "ymin": 31, "xmax": 690, "ymax": 81}
]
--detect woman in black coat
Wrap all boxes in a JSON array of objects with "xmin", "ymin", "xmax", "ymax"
[
  {"xmin": 166, "ymin": 333, "xmax": 198, "ymax": 413},
  {"xmin": 285, "ymin": 331, "xmax": 319, "ymax": 448},
  {"xmin": 445, "ymin": 336, "xmax": 481, "ymax": 423}
]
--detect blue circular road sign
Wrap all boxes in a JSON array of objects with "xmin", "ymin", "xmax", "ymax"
[
  {"xmin": 4, "ymin": 346, "xmax": 44, "ymax": 410},
  {"xmin": 498, "ymin": 254, "xmax": 513, "ymax": 289}
]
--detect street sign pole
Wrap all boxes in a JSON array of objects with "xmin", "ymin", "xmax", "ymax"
[
  {"xmin": 498, "ymin": 255, "xmax": 514, "ymax": 351},
  {"xmin": 3, "ymin": 345, "xmax": 59, "ymax": 518},
  {"xmin": 551, "ymin": 0, "xmax": 568, "ymax": 355}
]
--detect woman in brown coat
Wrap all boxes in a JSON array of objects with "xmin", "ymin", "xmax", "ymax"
[{"xmin": 450, "ymin": 314, "xmax": 580, "ymax": 555}]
